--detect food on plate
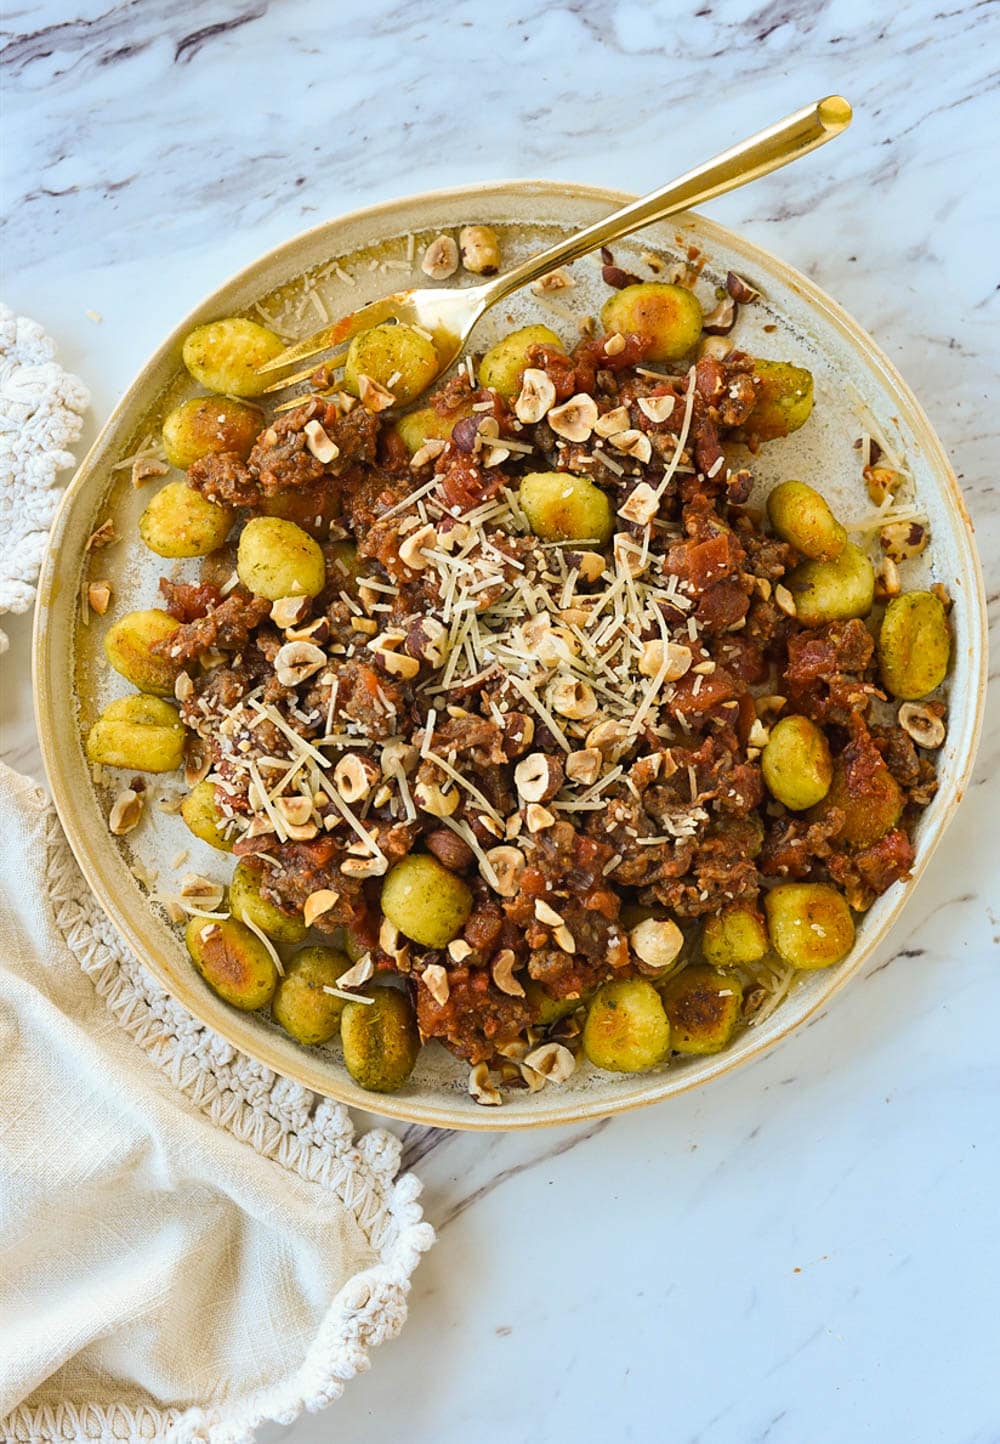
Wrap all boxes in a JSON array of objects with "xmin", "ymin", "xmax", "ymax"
[
  {"xmin": 582, "ymin": 979, "xmax": 672, "ymax": 1072},
  {"xmin": 162, "ymin": 396, "xmax": 263, "ymax": 470},
  {"xmin": 236, "ymin": 515, "xmax": 326, "ymax": 598},
  {"xmin": 659, "ymin": 965, "xmax": 743, "ymax": 1054},
  {"xmin": 600, "ymin": 282, "xmax": 704, "ymax": 360},
  {"xmin": 181, "ymin": 778, "xmax": 235, "ymax": 852},
  {"xmin": 517, "ymin": 470, "xmax": 613, "ymax": 544},
  {"xmin": 86, "ymin": 694, "xmax": 185, "ymax": 772},
  {"xmin": 477, "ymin": 324, "xmax": 564, "ymax": 397},
  {"xmin": 184, "ymin": 914, "xmax": 279, "ymax": 1010},
  {"xmin": 763, "ymin": 883, "xmax": 855, "ymax": 969},
  {"xmin": 182, "ymin": 318, "xmax": 285, "ymax": 397},
  {"xmin": 701, "ymin": 904, "xmax": 769, "ymax": 969},
  {"xmin": 140, "ymin": 480, "xmax": 235, "ymax": 558},
  {"xmin": 86, "ymin": 247, "xmax": 949, "ymax": 1102},
  {"xmin": 343, "ymin": 322, "xmax": 440, "ymax": 406},
  {"xmin": 786, "ymin": 542, "xmax": 875, "ymax": 626},
  {"xmin": 103, "ymin": 608, "xmax": 182, "ymax": 695},
  {"xmin": 877, "ymin": 590, "xmax": 951, "ymax": 700},
  {"xmin": 380, "ymin": 854, "xmax": 473, "ymax": 949},
  {"xmin": 744, "ymin": 359, "xmax": 814, "ymax": 439},
  {"xmin": 767, "ymin": 479, "xmax": 847, "ymax": 561},
  {"xmin": 761, "ymin": 714, "xmax": 833, "ymax": 811},
  {"xmin": 341, "ymin": 986, "xmax": 420, "ymax": 1092},
  {"xmin": 272, "ymin": 946, "xmax": 355, "ymax": 1044},
  {"xmin": 229, "ymin": 859, "xmax": 309, "ymax": 944}
]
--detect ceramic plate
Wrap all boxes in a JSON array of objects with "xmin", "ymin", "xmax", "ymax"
[{"xmin": 34, "ymin": 181, "xmax": 987, "ymax": 1128}]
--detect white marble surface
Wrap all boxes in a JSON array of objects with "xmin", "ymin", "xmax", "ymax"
[{"xmin": 3, "ymin": 2, "xmax": 999, "ymax": 1441}]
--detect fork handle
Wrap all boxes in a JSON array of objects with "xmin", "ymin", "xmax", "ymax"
[{"xmin": 480, "ymin": 96, "xmax": 851, "ymax": 306}]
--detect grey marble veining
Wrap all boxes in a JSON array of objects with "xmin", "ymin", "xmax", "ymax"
[{"xmin": 2, "ymin": 2, "xmax": 999, "ymax": 1441}]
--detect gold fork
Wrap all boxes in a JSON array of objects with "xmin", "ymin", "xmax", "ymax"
[{"xmin": 258, "ymin": 96, "xmax": 851, "ymax": 407}]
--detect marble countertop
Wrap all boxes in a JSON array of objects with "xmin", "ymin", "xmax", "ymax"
[{"xmin": 3, "ymin": 2, "xmax": 998, "ymax": 1441}]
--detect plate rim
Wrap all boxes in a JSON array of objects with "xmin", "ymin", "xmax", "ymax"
[{"xmin": 33, "ymin": 178, "xmax": 989, "ymax": 1130}]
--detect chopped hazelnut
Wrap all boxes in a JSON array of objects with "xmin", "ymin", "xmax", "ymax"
[
  {"xmin": 513, "ymin": 752, "xmax": 563, "ymax": 803},
  {"xmin": 492, "ymin": 949, "xmax": 525, "ymax": 997},
  {"xmin": 87, "ymin": 580, "xmax": 113, "ymax": 615},
  {"xmin": 421, "ymin": 234, "xmax": 459, "ymax": 280},
  {"xmin": 274, "ymin": 640, "xmax": 326, "ymax": 687},
  {"xmin": 303, "ymin": 889, "xmax": 340, "ymax": 927},
  {"xmin": 898, "ymin": 702, "xmax": 946, "ymax": 749},
  {"xmin": 108, "ymin": 788, "xmax": 143, "ymax": 836},
  {"xmin": 514, "ymin": 368, "xmax": 557, "ymax": 425},
  {"xmin": 547, "ymin": 393, "xmax": 599, "ymax": 443}
]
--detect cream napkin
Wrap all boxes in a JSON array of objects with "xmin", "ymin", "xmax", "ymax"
[{"xmin": 0, "ymin": 762, "xmax": 434, "ymax": 1444}]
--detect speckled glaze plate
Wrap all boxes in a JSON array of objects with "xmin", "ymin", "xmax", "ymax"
[{"xmin": 34, "ymin": 182, "xmax": 987, "ymax": 1129}]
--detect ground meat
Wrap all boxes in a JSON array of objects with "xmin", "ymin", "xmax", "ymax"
[
  {"xmin": 872, "ymin": 724, "xmax": 921, "ymax": 789},
  {"xmin": 160, "ymin": 577, "xmax": 223, "ymax": 622},
  {"xmin": 570, "ymin": 333, "xmax": 652, "ymax": 393},
  {"xmin": 430, "ymin": 371, "xmax": 474, "ymax": 416},
  {"xmin": 736, "ymin": 524, "xmax": 797, "ymax": 581},
  {"xmin": 508, "ymin": 822, "xmax": 619, "ymax": 921},
  {"xmin": 828, "ymin": 828, "xmax": 915, "ymax": 910},
  {"xmin": 247, "ymin": 398, "xmax": 378, "ymax": 493},
  {"xmin": 179, "ymin": 664, "xmax": 247, "ymax": 725},
  {"xmin": 760, "ymin": 811, "xmax": 845, "ymax": 878},
  {"xmin": 240, "ymin": 835, "xmax": 367, "ymax": 931},
  {"xmin": 696, "ymin": 577, "xmax": 751, "ymax": 632},
  {"xmin": 524, "ymin": 343, "xmax": 579, "ymax": 401},
  {"xmin": 436, "ymin": 454, "xmax": 505, "ymax": 513},
  {"xmin": 151, "ymin": 591, "xmax": 271, "ymax": 664},
  {"xmin": 664, "ymin": 523, "xmax": 746, "ymax": 597},
  {"xmin": 340, "ymin": 469, "xmax": 413, "ymax": 535},
  {"xmin": 188, "ymin": 451, "xmax": 260, "ymax": 507},
  {"xmin": 785, "ymin": 619, "xmax": 876, "ymax": 723},
  {"xmin": 333, "ymin": 659, "xmax": 408, "ymax": 739},
  {"xmin": 415, "ymin": 964, "xmax": 533, "ymax": 1064},
  {"xmin": 259, "ymin": 479, "xmax": 344, "ymax": 539},
  {"xmin": 526, "ymin": 946, "xmax": 624, "ymax": 1000}
]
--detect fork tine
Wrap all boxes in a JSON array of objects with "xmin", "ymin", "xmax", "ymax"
[
  {"xmin": 272, "ymin": 387, "xmax": 343, "ymax": 415},
  {"xmin": 259, "ymin": 348, "xmax": 349, "ymax": 396},
  {"xmin": 255, "ymin": 294, "xmax": 408, "ymax": 376}
]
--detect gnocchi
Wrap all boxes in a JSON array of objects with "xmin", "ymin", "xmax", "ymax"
[
  {"xmin": 343, "ymin": 322, "xmax": 439, "ymax": 406},
  {"xmin": 767, "ymin": 480, "xmax": 847, "ymax": 561},
  {"xmin": 182, "ymin": 317, "xmax": 285, "ymax": 397},
  {"xmin": 582, "ymin": 979, "xmax": 671, "ymax": 1073},
  {"xmin": 273, "ymin": 946, "xmax": 355, "ymax": 1044},
  {"xmin": 139, "ymin": 481, "xmax": 234, "ymax": 558},
  {"xmin": 185, "ymin": 915, "xmax": 279, "ymax": 1010},
  {"xmin": 878, "ymin": 591, "xmax": 950, "ymax": 700},
  {"xmin": 236, "ymin": 516, "xmax": 326, "ymax": 599},
  {"xmin": 764, "ymin": 883, "xmax": 855, "ymax": 970},
  {"xmin": 229, "ymin": 859, "xmax": 308, "ymax": 944},
  {"xmin": 380, "ymin": 854, "xmax": 472, "ymax": 948},
  {"xmin": 518, "ymin": 470, "xmax": 613, "ymax": 544},
  {"xmin": 761, "ymin": 715, "xmax": 833, "ymax": 812},
  {"xmin": 180, "ymin": 779, "xmax": 234, "ymax": 852},
  {"xmin": 341, "ymin": 986, "xmax": 420, "ymax": 1093},
  {"xmin": 600, "ymin": 283, "xmax": 703, "ymax": 361},
  {"xmin": 659, "ymin": 965, "xmax": 743, "ymax": 1054},
  {"xmin": 103, "ymin": 609, "xmax": 183, "ymax": 696},
  {"xmin": 747, "ymin": 360, "xmax": 814, "ymax": 439},
  {"xmin": 477, "ymin": 324, "xmax": 564, "ymax": 398},
  {"xmin": 86, "ymin": 694, "xmax": 185, "ymax": 773},
  {"xmin": 162, "ymin": 396, "xmax": 263, "ymax": 470},
  {"xmin": 787, "ymin": 543, "xmax": 875, "ymax": 627}
]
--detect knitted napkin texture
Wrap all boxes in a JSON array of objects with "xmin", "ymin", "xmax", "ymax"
[{"xmin": 0, "ymin": 303, "xmax": 90, "ymax": 653}]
